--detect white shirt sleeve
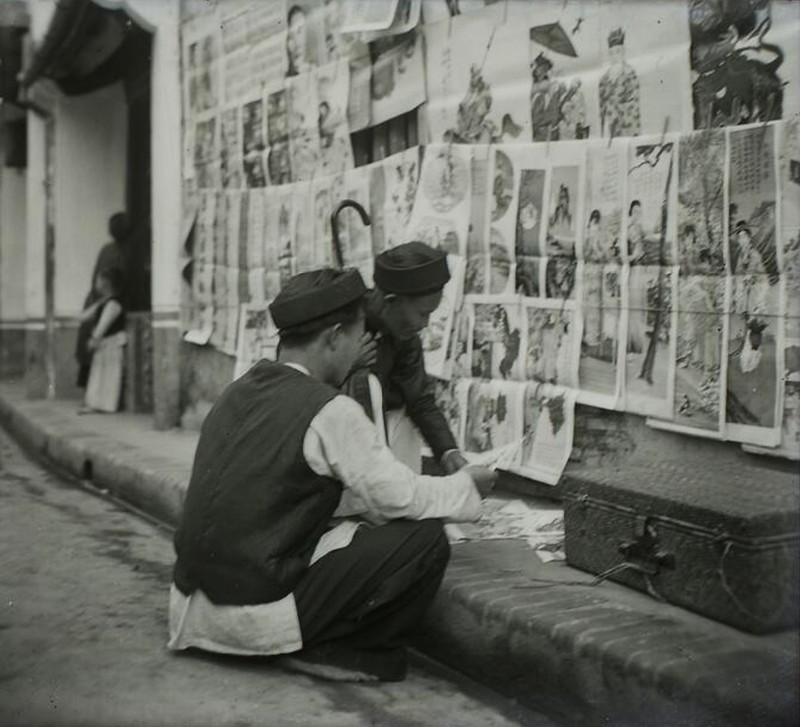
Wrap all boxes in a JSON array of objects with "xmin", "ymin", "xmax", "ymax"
[{"xmin": 303, "ymin": 394, "xmax": 482, "ymax": 523}]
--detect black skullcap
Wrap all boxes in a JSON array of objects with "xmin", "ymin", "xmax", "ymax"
[
  {"xmin": 374, "ymin": 241, "xmax": 450, "ymax": 296},
  {"xmin": 269, "ymin": 268, "xmax": 367, "ymax": 330}
]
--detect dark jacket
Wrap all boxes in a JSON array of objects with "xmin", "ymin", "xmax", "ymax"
[
  {"xmin": 173, "ymin": 361, "xmax": 341, "ymax": 605},
  {"xmin": 343, "ymin": 290, "xmax": 457, "ymax": 461}
]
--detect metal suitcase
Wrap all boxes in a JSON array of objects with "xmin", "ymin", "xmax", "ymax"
[{"xmin": 562, "ymin": 460, "xmax": 800, "ymax": 633}]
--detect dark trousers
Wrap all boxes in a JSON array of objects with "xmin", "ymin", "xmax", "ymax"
[{"xmin": 292, "ymin": 519, "xmax": 449, "ymax": 678}]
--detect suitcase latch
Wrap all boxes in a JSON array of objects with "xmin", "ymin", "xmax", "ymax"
[{"xmin": 618, "ymin": 516, "xmax": 675, "ymax": 575}]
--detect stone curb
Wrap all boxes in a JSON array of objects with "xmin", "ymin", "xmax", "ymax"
[{"xmin": 0, "ymin": 390, "xmax": 796, "ymax": 727}]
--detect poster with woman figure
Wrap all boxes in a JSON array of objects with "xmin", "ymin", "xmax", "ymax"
[
  {"xmin": 424, "ymin": 5, "xmax": 528, "ymax": 145},
  {"xmin": 677, "ymin": 129, "xmax": 726, "ymax": 275},
  {"xmin": 408, "ymin": 144, "xmax": 472, "ymax": 262},
  {"xmin": 470, "ymin": 297, "xmax": 524, "ymax": 381},
  {"xmin": 285, "ymin": 1, "xmax": 324, "ymax": 78},
  {"xmin": 623, "ymin": 264, "xmax": 678, "ymax": 419},
  {"xmin": 728, "ymin": 124, "xmax": 780, "ymax": 283},
  {"xmin": 582, "ymin": 140, "xmax": 625, "ymax": 264},
  {"xmin": 578, "ymin": 262, "xmax": 623, "ymax": 409},
  {"xmin": 690, "ymin": 0, "xmax": 800, "ymax": 129},
  {"xmin": 626, "ymin": 137, "xmax": 679, "ymax": 267},
  {"xmin": 524, "ymin": 300, "xmax": 578, "ymax": 389}
]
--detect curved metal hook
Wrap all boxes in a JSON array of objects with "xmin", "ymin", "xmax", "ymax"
[{"xmin": 330, "ymin": 199, "xmax": 371, "ymax": 269}]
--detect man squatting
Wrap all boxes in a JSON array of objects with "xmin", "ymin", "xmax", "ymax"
[{"xmin": 168, "ymin": 262, "xmax": 496, "ymax": 682}]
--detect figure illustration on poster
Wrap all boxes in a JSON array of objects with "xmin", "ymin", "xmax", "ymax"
[
  {"xmin": 464, "ymin": 380, "xmax": 523, "ymax": 454},
  {"xmin": 242, "ymin": 99, "xmax": 267, "ymax": 188},
  {"xmin": 580, "ymin": 263, "xmax": 622, "ymax": 403},
  {"xmin": 727, "ymin": 125, "xmax": 779, "ymax": 286},
  {"xmin": 672, "ymin": 275, "xmax": 725, "ymax": 432},
  {"xmin": 525, "ymin": 305, "xmax": 576, "ymax": 388},
  {"xmin": 221, "ymin": 108, "xmax": 243, "ymax": 189},
  {"xmin": 725, "ymin": 272, "xmax": 782, "ymax": 444},
  {"xmin": 598, "ymin": 28, "xmax": 640, "ymax": 139},
  {"xmin": 627, "ymin": 141, "xmax": 677, "ymax": 267},
  {"xmin": 690, "ymin": 1, "xmax": 786, "ymax": 129},
  {"xmin": 678, "ymin": 130, "xmax": 726, "ymax": 275},
  {"xmin": 527, "ymin": 22, "xmax": 588, "ymax": 144},
  {"xmin": 471, "ymin": 301, "xmax": 522, "ymax": 381},
  {"xmin": 546, "ymin": 167, "xmax": 579, "ymax": 257},
  {"xmin": 511, "ymin": 381, "xmax": 576, "ymax": 486},
  {"xmin": 515, "ymin": 169, "xmax": 545, "ymax": 259},
  {"xmin": 624, "ymin": 264, "xmax": 677, "ymax": 419}
]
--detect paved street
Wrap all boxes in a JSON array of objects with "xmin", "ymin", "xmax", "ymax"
[{"xmin": 0, "ymin": 427, "xmax": 551, "ymax": 727}]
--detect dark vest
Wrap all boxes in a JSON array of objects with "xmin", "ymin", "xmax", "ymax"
[{"xmin": 173, "ymin": 361, "xmax": 341, "ymax": 605}]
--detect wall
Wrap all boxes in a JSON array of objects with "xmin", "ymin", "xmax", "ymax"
[{"xmin": 0, "ymin": 142, "xmax": 27, "ymax": 377}]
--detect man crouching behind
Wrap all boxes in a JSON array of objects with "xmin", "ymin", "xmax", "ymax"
[{"xmin": 169, "ymin": 267, "xmax": 495, "ymax": 682}]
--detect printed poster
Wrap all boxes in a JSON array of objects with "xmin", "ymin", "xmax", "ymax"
[
  {"xmin": 524, "ymin": 298, "xmax": 580, "ymax": 390},
  {"xmin": 422, "ymin": 255, "xmax": 465, "ymax": 379},
  {"xmin": 371, "ymin": 31, "xmax": 426, "ymax": 125},
  {"xmin": 424, "ymin": 5, "xmax": 528, "ymax": 145},
  {"xmin": 317, "ymin": 59, "xmax": 355, "ymax": 176},
  {"xmin": 368, "ymin": 147, "xmax": 420, "ymax": 254},
  {"xmin": 408, "ymin": 144, "xmax": 473, "ymax": 258},
  {"xmin": 691, "ymin": 0, "xmax": 800, "ymax": 128},
  {"xmin": 234, "ymin": 303, "xmax": 280, "ymax": 379},
  {"xmin": 508, "ymin": 382, "xmax": 577, "ymax": 486},
  {"xmin": 463, "ymin": 379, "xmax": 524, "ymax": 455},
  {"xmin": 623, "ymin": 264, "xmax": 678, "ymax": 420},
  {"xmin": 470, "ymin": 297, "xmax": 524, "ymax": 382}
]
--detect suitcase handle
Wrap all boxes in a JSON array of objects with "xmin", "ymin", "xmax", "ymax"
[{"xmin": 618, "ymin": 516, "xmax": 676, "ymax": 576}]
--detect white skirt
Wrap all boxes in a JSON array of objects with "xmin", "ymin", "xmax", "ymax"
[{"xmin": 85, "ymin": 331, "xmax": 127, "ymax": 412}]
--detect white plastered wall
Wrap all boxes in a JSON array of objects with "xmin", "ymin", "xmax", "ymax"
[{"xmin": 0, "ymin": 163, "xmax": 27, "ymax": 323}]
